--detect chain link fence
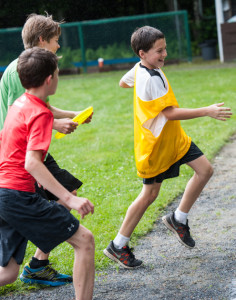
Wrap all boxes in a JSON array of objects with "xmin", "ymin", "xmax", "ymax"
[{"xmin": 0, "ymin": 10, "xmax": 191, "ymax": 74}]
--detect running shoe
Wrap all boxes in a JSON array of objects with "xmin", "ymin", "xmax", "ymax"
[
  {"xmin": 20, "ymin": 263, "xmax": 72, "ymax": 286},
  {"xmin": 103, "ymin": 241, "xmax": 143, "ymax": 269},
  {"xmin": 162, "ymin": 212, "xmax": 195, "ymax": 248}
]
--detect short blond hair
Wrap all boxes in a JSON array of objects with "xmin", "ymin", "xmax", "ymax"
[{"xmin": 22, "ymin": 13, "xmax": 63, "ymax": 49}]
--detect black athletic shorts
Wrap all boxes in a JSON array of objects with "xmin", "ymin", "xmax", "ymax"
[
  {"xmin": 0, "ymin": 188, "xmax": 79, "ymax": 267},
  {"xmin": 143, "ymin": 141, "xmax": 203, "ymax": 184},
  {"xmin": 35, "ymin": 152, "xmax": 82, "ymax": 201}
]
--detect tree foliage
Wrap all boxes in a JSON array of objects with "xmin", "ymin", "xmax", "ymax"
[{"xmin": 0, "ymin": 0, "xmax": 215, "ymax": 28}]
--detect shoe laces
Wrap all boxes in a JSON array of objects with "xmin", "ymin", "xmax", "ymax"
[
  {"xmin": 123, "ymin": 245, "xmax": 136, "ymax": 261},
  {"xmin": 182, "ymin": 221, "xmax": 191, "ymax": 237},
  {"xmin": 44, "ymin": 264, "xmax": 59, "ymax": 277}
]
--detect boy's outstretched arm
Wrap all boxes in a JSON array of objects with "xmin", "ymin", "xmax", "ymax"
[
  {"xmin": 162, "ymin": 102, "xmax": 232, "ymax": 121},
  {"xmin": 25, "ymin": 150, "xmax": 94, "ymax": 219}
]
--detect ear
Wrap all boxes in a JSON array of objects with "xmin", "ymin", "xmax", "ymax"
[
  {"xmin": 38, "ymin": 36, "xmax": 44, "ymax": 47},
  {"xmin": 139, "ymin": 49, "xmax": 145, "ymax": 59},
  {"xmin": 45, "ymin": 75, "xmax": 52, "ymax": 86}
]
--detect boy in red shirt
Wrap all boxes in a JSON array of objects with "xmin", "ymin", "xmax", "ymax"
[
  {"xmin": 0, "ymin": 47, "xmax": 95, "ymax": 300},
  {"xmin": 0, "ymin": 13, "xmax": 93, "ymax": 285}
]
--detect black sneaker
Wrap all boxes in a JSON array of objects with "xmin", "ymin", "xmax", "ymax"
[
  {"xmin": 162, "ymin": 212, "xmax": 195, "ymax": 248},
  {"xmin": 103, "ymin": 241, "xmax": 143, "ymax": 269}
]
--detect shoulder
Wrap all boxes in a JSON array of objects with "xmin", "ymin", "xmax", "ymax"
[
  {"xmin": 1, "ymin": 59, "xmax": 20, "ymax": 88},
  {"xmin": 2, "ymin": 59, "xmax": 18, "ymax": 77},
  {"xmin": 136, "ymin": 66, "xmax": 168, "ymax": 100},
  {"xmin": 19, "ymin": 94, "xmax": 53, "ymax": 118}
]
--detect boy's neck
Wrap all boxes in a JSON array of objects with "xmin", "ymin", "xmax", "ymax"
[
  {"xmin": 140, "ymin": 62, "xmax": 159, "ymax": 71},
  {"xmin": 26, "ymin": 88, "xmax": 48, "ymax": 103}
]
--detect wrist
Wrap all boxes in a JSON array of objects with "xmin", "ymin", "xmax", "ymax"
[
  {"xmin": 204, "ymin": 106, "xmax": 210, "ymax": 117},
  {"xmin": 52, "ymin": 119, "xmax": 59, "ymax": 130}
]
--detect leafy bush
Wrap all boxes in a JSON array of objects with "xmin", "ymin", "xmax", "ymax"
[
  {"xmin": 58, "ymin": 48, "xmax": 82, "ymax": 69},
  {"xmin": 58, "ymin": 43, "xmax": 135, "ymax": 68}
]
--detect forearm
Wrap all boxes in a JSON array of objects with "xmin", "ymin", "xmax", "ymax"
[
  {"xmin": 163, "ymin": 106, "xmax": 209, "ymax": 120},
  {"xmin": 49, "ymin": 104, "xmax": 77, "ymax": 119},
  {"xmin": 163, "ymin": 103, "xmax": 231, "ymax": 121},
  {"xmin": 25, "ymin": 152, "xmax": 72, "ymax": 204}
]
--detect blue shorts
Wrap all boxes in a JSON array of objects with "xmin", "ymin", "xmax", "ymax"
[
  {"xmin": 143, "ymin": 141, "xmax": 203, "ymax": 184},
  {"xmin": 0, "ymin": 188, "xmax": 79, "ymax": 267}
]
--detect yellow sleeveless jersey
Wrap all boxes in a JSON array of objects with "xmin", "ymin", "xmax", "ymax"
[{"xmin": 134, "ymin": 67, "xmax": 191, "ymax": 178}]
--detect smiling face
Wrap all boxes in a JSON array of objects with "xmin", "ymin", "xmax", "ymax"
[
  {"xmin": 139, "ymin": 38, "xmax": 167, "ymax": 69},
  {"xmin": 39, "ymin": 35, "xmax": 60, "ymax": 54}
]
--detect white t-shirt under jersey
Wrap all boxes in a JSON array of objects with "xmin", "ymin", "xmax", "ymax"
[{"xmin": 121, "ymin": 63, "xmax": 169, "ymax": 137}]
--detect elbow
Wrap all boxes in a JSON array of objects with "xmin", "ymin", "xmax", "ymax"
[
  {"xmin": 25, "ymin": 157, "xmax": 37, "ymax": 174},
  {"xmin": 162, "ymin": 106, "xmax": 176, "ymax": 120},
  {"xmin": 24, "ymin": 161, "xmax": 32, "ymax": 173},
  {"xmin": 119, "ymin": 80, "xmax": 124, "ymax": 88},
  {"xmin": 119, "ymin": 80, "xmax": 130, "ymax": 88},
  {"xmin": 164, "ymin": 114, "xmax": 174, "ymax": 120}
]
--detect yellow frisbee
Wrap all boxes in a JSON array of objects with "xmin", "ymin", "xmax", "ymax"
[{"xmin": 55, "ymin": 106, "xmax": 93, "ymax": 139}]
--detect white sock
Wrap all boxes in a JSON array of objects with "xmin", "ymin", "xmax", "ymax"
[
  {"xmin": 174, "ymin": 208, "xmax": 188, "ymax": 225},
  {"xmin": 113, "ymin": 233, "xmax": 130, "ymax": 249}
]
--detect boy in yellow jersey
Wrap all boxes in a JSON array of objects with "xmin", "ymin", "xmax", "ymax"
[{"xmin": 103, "ymin": 26, "xmax": 232, "ymax": 269}]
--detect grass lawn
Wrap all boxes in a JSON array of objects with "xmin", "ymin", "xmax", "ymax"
[{"xmin": 1, "ymin": 61, "xmax": 236, "ymax": 296}]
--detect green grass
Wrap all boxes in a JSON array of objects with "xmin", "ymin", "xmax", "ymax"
[{"xmin": 1, "ymin": 61, "xmax": 236, "ymax": 296}]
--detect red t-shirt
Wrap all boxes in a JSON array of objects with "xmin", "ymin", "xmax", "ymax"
[{"xmin": 0, "ymin": 93, "xmax": 54, "ymax": 193}]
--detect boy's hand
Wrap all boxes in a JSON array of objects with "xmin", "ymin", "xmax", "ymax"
[
  {"xmin": 74, "ymin": 111, "xmax": 93, "ymax": 124},
  {"xmin": 207, "ymin": 102, "xmax": 232, "ymax": 121},
  {"xmin": 53, "ymin": 118, "xmax": 78, "ymax": 134},
  {"xmin": 69, "ymin": 196, "xmax": 94, "ymax": 219},
  {"xmin": 83, "ymin": 112, "xmax": 93, "ymax": 124}
]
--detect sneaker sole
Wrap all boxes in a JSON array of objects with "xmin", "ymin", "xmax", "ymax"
[
  {"xmin": 19, "ymin": 274, "xmax": 72, "ymax": 287},
  {"xmin": 162, "ymin": 216, "xmax": 194, "ymax": 249},
  {"xmin": 103, "ymin": 249, "xmax": 142, "ymax": 269}
]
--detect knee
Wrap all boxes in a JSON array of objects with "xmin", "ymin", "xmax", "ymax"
[
  {"xmin": 8, "ymin": 273, "xmax": 18, "ymax": 284},
  {"xmin": 141, "ymin": 189, "xmax": 159, "ymax": 207},
  {"xmin": 198, "ymin": 164, "xmax": 213, "ymax": 182},
  {"xmin": 84, "ymin": 229, "xmax": 94, "ymax": 248},
  {"xmin": 146, "ymin": 194, "xmax": 158, "ymax": 205},
  {"xmin": 205, "ymin": 164, "xmax": 214, "ymax": 180},
  {"xmin": 0, "ymin": 272, "xmax": 18, "ymax": 286},
  {"xmin": 78, "ymin": 229, "xmax": 95, "ymax": 252},
  {"xmin": 0, "ymin": 259, "xmax": 20, "ymax": 286}
]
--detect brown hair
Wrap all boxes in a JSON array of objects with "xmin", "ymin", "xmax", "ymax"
[
  {"xmin": 22, "ymin": 13, "xmax": 64, "ymax": 49},
  {"xmin": 131, "ymin": 26, "xmax": 165, "ymax": 57},
  {"xmin": 17, "ymin": 47, "xmax": 58, "ymax": 89}
]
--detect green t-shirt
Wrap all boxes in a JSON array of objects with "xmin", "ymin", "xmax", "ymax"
[
  {"xmin": 0, "ymin": 58, "xmax": 49, "ymax": 130},
  {"xmin": 0, "ymin": 59, "xmax": 24, "ymax": 130}
]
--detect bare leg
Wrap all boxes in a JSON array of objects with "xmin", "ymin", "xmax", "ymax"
[
  {"xmin": 67, "ymin": 225, "xmax": 95, "ymax": 300},
  {"xmin": 0, "ymin": 257, "xmax": 20, "ymax": 286},
  {"xmin": 119, "ymin": 182, "xmax": 162, "ymax": 237},
  {"xmin": 178, "ymin": 155, "xmax": 213, "ymax": 213}
]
